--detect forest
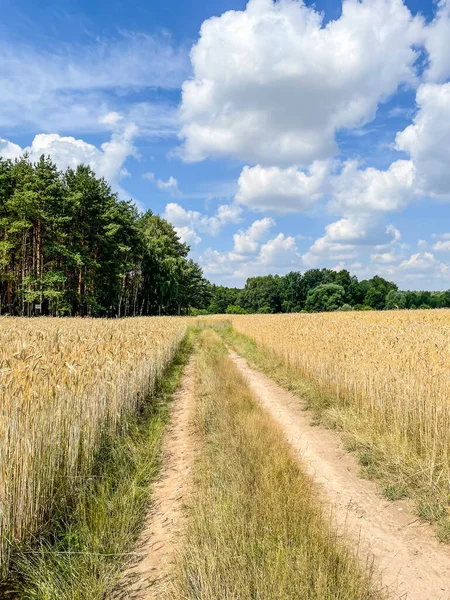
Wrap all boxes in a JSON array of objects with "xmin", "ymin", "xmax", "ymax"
[
  {"xmin": 1, "ymin": 154, "xmax": 448, "ymax": 317},
  {"xmin": 0, "ymin": 155, "xmax": 210, "ymax": 316},
  {"xmin": 207, "ymin": 272, "xmax": 450, "ymax": 315}
]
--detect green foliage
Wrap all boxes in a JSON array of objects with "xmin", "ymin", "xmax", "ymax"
[
  {"xmin": 1, "ymin": 152, "xmax": 444, "ymax": 318},
  {"xmin": 257, "ymin": 305, "xmax": 273, "ymax": 314},
  {"xmin": 190, "ymin": 307, "xmax": 210, "ymax": 316},
  {"xmin": 207, "ymin": 285, "xmax": 240, "ymax": 313},
  {"xmin": 207, "ymin": 267, "xmax": 446, "ymax": 316},
  {"xmin": 385, "ymin": 290, "xmax": 407, "ymax": 310},
  {"xmin": 354, "ymin": 304, "xmax": 374, "ymax": 311},
  {"xmin": 237, "ymin": 275, "xmax": 282, "ymax": 313},
  {"xmin": 0, "ymin": 156, "xmax": 208, "ymax": 316},
  {"xmin": 226, "ymin": 304, "xmax": 248, "ymax": 314},
  {"xmin": 305, "ymin": 284, "xmax": 346, "ymax": 312},
  {"xmin": 337, "ymin": 303, "xmax": 353, "ymax": 311},
  {"xmin": 362, "ymin": 276, "xmax": 398, "ymax": 310}
]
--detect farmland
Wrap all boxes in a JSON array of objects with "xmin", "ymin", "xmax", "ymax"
[
  {"xmin": 227, "ymin": 310, "xmax": 450, "ymax": 538},
  {"xmin": 0, "ymin": 317, "xmax": 186, "ymax": 580},
  {"xmin": 2, "ymin": 311, "xmax": 450, "ymax": 599}
]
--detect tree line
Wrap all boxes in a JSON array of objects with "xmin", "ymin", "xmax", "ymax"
[
  {"xmin": 0, "ymin": 155, "xmax": 210, "ymax": 316},
  {"xmin": 204, "ymin": 270, "xmax": 450, "ymax": 315},
  {"xmin": 2, "ymin": 154, "xmax": 447, "ymax": 318}
]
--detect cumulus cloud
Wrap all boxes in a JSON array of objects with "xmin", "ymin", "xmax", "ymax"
[
  {"xmin": 163, "ymin": 201, "xmax": 243, "ymax": 245},
  {"xmin": 179, "ymin": 0, "xmax": 423, "ymax": 166},
  {"xmin": 235, "ymin": 155, "xmax": 416, "ymax": 216},
  {"xmin": 302, "ymin": 216, "xmax": 401, "ymax": 267},
  {"xmin": 397, "ymin": 252, "xmax": 441, "ymax": 275},
  {"xmin": 433, "ymin": 240, "xmax": 450, "ymax": 252},
  {"xmin": 199, "ymin": 218, "xmax": 300, "ymax": 282},
  {"xmin": 173, "ymin": 226, "xmax": 202, "ymax": 247},
  {"xmin": 330, "ymin": 159, "xmax": 415, "ymax": 214},
  {"xmin": 370, "ymin": 251, "xmax": 399, "ymax": 263},
  {"xmin": 395, "ymin": 82, "xmax": 450, "ymax": 197},
  {"xmin": 0, "ymin": 114, "xmax": 138, "ymax": 192},
  {"xmin": 424, "ymin": 0, "xmax": 450, "ymax": 83},
  {"xmin": 0, "ymin": 139, "xmax": 23, "ymax": 160},
  {"xmin": 236, "ymin": 161, "xmax": 329, "ymax": 213},
  {"xmin": 259, "ymin": 233, "xmax": 298, "ymax": 266},
  {"xmin": 157, "ymin": 176, "xmax": 179, "ymax": 194},
  {"xmin": 231, "ymin": 218, "xmax": 275, "ymax": 258}
]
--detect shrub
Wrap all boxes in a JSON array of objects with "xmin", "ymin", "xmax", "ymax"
[{"xmin": 226, "ymin": 305, "xmax": 248, "ymax": 314}]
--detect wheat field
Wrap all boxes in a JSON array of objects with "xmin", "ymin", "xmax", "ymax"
[
  {"xmin": 0, "ymin": 317, "xmax": 187, "ymax": 576},
  {"xmin": 229, "ymin": 310, "xmax": 450, "ymax": 520}
]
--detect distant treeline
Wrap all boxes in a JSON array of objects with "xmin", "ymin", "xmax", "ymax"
[
  {"xmin": 201, "ymin": 271, "xmax": 450, "ymax": 315},
  {"xmin": 2, "ymin": 155, "xmax": 447, "ymax": 318},
  {"xmin": 0, "ymin": 155, "xmax": 210, "ymax": 316}
]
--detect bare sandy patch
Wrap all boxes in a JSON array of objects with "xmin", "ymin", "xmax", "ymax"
[{"xmin": 112, "ymin": 356, "xmax": 196, "ymax": 600}]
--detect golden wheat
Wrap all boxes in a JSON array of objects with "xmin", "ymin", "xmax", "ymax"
[
  {"xmin": 0, "ymin": 316, "xmax": 186, "ymax": 575},
  {"xmin": 229, "ymin": 311, "xmax": 450, "ymax": 505}
]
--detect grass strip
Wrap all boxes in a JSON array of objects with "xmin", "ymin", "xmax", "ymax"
[
  {"xmin": 2, "ymin": 333, "xmax": 193, "ymax": 600},
  {"xmin": 169, "ymin": 329, "xmax": 383, "ymax": 600},
  {"xmin": 220, "ymin": 324, "xmax": 450, "ymax": 543}
]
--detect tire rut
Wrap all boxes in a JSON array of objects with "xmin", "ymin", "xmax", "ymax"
[
  {"xmin": 112, "ymin": 356, "xmax": 196, "ymax": 600},
  {"xmin": 228, "ymin": 348, "xmax": 450, "ymax": 600}
]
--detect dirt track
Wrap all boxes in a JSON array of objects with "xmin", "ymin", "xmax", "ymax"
[
  {"xmin": 112, "ymin": 356, "xmax": 196, "ymax": 600},
  {"xmin": 229, "ymin": 348, "xmax": 450, "ymax": 600}
]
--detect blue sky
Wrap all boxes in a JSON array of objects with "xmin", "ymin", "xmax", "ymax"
[{"xmin": 1, "ymin": 0, "xmax": 450, "ymax": 289}]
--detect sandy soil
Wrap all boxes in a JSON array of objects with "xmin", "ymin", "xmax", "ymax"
[
  {"xmin": 112, "ymin": 356, "xmax": 196, "ymax": 600},
  {"xmin": 229, "ymin": 348, "xmax": 450, "ymax": 600}
]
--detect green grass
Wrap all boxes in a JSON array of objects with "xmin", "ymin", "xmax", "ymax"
[
  {"xmin": 1, "ymin": 333, "xmax": 193, "ymax": 600},
  {"xmin": 168, "ymin": 329, "xmax": 383, "ymax": 600},
  {"xmin": 218, "ymin": 325, "xmax": 450, "ymax": 539}
]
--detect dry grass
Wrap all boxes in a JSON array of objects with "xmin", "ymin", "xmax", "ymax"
[
  {"xmin": 168, "ymin": 329, "xmax": 382, "ymax": 600},
  {"xmin": 225, "ymin": 311, "xmax": 450, "ymax": 538},
  {"xmin": 0, "ymin": 316, "xmax": 186, "ymax": 576}
]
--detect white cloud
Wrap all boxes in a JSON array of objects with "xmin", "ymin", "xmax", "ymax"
[
  {"xmin": 0, "ymin": 139, "xmax": 22, "ymax": 160},
  {"xmin": 99, "ymin": 112, "xmax": 124, "ymax": 128},
  {"xmin": 173, "ymin": 226, "xmax": 202, "ymax": 246},
  {"xmin": 395, "ymin": 82, "xmax": 450, "ymax": 197},
  {"xmin": 424, "ymin": 0, "xmax": 450, "ymax": 83},
  {"xmin": 236, "ymin": 161, "xmax": 329, "ymax": 213},
  {"xmin": 157, "ymin": 176, "xmax": 179, "ymax": 194},
  {"xmin": 370, "ymin": 251, "xmax": 399, "ymax": 263},
  {"xmin": 0, "ymin": 115, "xmax": 138, "ymax": 192},
  {"xmin": 199, "ymin": 218, "xmax": 299, "ymax": 283},
  {"xmin": 302, "ymin": 216, "xmax": 401, "ymax": 267},
  {"xmin": 398, "ymin": 252, "xmax": 440, "ymax": 274},
  {"xmin": 259, "ymin": 233, "xmax": 298, "ymax": 266},
  {"xmin": 0, "ymin": 34, "xmax": 187, "ymax": 134},
  {"xmin": 433, "ymin": 240, "xmax": 450, "ymax": 252},
  {"xmin": 142, "ymin": 172, "xmax": 155, "ymax": 180},
  {"xmin": 330, "ymin": 159, "xmax": 415, "ymax": 214},
  {"xmin": 216, "ymin": 203, "xmax": 244, "ymax": 226},
  {"xmin": 162, "ymin": 201, "xmax": 243, "ymax": 245},
  {"xmin": 179, "ymin": 0, "xmax": 423, "ymax": 166},
  {"xmin": 231, "ymin": 218, "xmax": 275, "ymax": 257},
  {"xmin": 367, "ymin": 250, "xmax": 450, "ymax": 288},
  {"xmin": 127, "ymin": 102, "xmax": 179, "ymax": 139}
]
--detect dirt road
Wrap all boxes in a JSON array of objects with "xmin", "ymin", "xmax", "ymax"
[
  {"xmin": 229, "ymin": 348, "xmax": 450, "ymax": 600},
  {"xmin": 112, "ymin": 357, "xmax": 196, "ymax": 600}
]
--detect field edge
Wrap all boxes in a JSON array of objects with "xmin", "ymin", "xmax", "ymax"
[
  {"xmin": 1, "ymin": 331, "xmax": 194, "ymax": 600},
  {"xmin": 219, "ymin": 323, "xmax": 450, "ymax": 543}
]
